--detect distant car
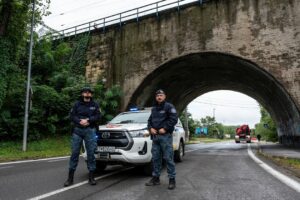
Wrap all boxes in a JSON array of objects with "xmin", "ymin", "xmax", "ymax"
[{"xmin": 82, "ymin": 108, "xmax": 186, "ymax": 175}]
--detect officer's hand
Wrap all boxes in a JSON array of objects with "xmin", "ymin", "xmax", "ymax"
[
  {"xmin": 150, "ymin": 128, "xmax": 157, "ymax": 135},
  {"xmin": 80, "ymin": 119, "xmax": 89, "ymax": 126},
  {"xmin": 158, "ymin": 128, "xmax": 166, "ymax": 134}
]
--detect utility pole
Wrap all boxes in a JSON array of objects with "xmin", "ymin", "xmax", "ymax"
[
  {"xmin": 184, "ymin": 108, "xmax": 189, "ymax": 142},
  {"xmin": 23, "ymin": 0, "xmax": 35, "ymax": 151}
]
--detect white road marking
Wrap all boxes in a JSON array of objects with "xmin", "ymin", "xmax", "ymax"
[
  {"xmin": 0, "ymin": 156, "xmax": 69, "ymax": 166},
  {"xmin": 247, "ymin": 144, "xmax": 300, "ymax": 193},
  {"xmin": 0, "ymin": 166, "xmax": 13, "ymax": 170},
  {"xmin": 47, "ymin": 158, "xmax": 68, "ymax": 163},
  {"xmin": 28, "ymin": 167, "xmax": 133, "ymax": 200}
]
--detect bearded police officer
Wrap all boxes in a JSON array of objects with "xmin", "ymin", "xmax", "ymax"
[
  {"xmin": 145, "ymin": 89, "xmax": 178, "ymax": 190},
  {"xmin": 64, "ymin": 87, "xmax": 101, "ymax": 187}
]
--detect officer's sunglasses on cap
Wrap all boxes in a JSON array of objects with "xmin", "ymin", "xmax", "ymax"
[{"xmin": 155, "ymin": 89, "xmax": 165, "ymax": 95}]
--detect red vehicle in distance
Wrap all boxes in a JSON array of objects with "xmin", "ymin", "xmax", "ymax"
[{"xmin": 235, "ymin": 124, "xmax": 251, "ymax": 143}]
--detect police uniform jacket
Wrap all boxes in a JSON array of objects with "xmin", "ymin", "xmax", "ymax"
[
  {"xmin": 70, "ymin": 98, "xmax": 101, "ymax": 128},
  {"xmin": 148, "ymin": 101, "xmax": 178, "ymax": 133}
]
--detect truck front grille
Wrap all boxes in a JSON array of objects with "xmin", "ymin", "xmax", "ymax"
[{"xmin": 97, "ymin": 130, "xmax": 133, "ymax": 149}]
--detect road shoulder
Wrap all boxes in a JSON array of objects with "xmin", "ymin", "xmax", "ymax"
[{"xmin": 251, "ymin": 143, "xmax": 300, "ymax": 182}]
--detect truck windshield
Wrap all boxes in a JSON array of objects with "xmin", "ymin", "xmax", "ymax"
[{"xmin": 110, "ymin": 112, "xmax": 151, "ymax": 124}]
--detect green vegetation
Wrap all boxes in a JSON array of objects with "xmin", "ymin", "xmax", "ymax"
[
  {"xmin": 187, "ymin": 137, "xmax": 232, "ymax": 144},
  {"xmin": 0, "ymin": 135, "xmax": 70, "ymax": 162},
  {"xmin": 0, "ymin": 0, "xmax": 50, "ymax": 108},
  {"xmin": 255, "ymin": 106, "xmax": 277, "ymax": 142},
  {"xmin": 0, "ymin": 35, "xmax": 122, "ymax": 141},
  {"xmin": 0, "ymin": 1, "xmax": 122, "ymax": 143},
  {"xmin": 179, "ymin": 112, "xmax": 238, "ymax": 140}
]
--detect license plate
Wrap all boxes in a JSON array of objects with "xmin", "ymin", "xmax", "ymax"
[
  {"xmin": 99, "ymin": 153, "xmax": 109, "ymax": 160},
  {"xmin": 98, "ymin": 146, "xmax": 115, "ymax": 153}
]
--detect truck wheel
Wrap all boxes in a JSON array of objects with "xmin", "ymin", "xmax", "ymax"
[
  {"xmin": 96, "ymin": 161, "xmax": 107, "ymax": 172},
  {"xmin": 174, "ymin": 141, "xmax": 184, "ymax": 162},
  {"xmin": 236, "ymin": 141, "xmax": 240, "ymax": 143}
]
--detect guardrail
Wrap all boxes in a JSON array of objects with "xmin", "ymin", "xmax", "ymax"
[{"xmin": 48, "ymin": 0, "xmax": 209, "ymax": 40}]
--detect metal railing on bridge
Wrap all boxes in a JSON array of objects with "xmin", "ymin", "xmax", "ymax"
[{"xmin": 46, "ymin": 0, "xmax": 210, "ymax": 40}]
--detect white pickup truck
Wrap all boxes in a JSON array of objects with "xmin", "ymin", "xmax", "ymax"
[{"xmin": 82, "ymin": 108, "xmax": 185, "ymax": 175}]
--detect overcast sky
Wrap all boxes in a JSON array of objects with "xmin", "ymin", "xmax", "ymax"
[
  {"xmin": 188, "ymin": 91, "xmax": 260, "ymax": 128},
  {"xmin": 43, "ymin": 0, "xmax": 261, "ymax": 128},
  {"xmin": 44, "ymin": 0, "xmax": 162, "ymax": 30}
]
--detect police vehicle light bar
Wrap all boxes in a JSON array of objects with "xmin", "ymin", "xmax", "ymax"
[{"xmin": 129, "ymin": 107, "xmax": 139, "ymax": 112}]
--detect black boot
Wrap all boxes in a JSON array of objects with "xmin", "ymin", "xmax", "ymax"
[
  {"xmin": 145, "ymin": 176, "xmax": 160, "ymax": 186},
  {"xmin": 88, "ymin": 171, "xmax": 97, "ymax": 185},
  {"xmin": 64, "ymin": 169, "xmax": 75, "ymax": 187},
  {"xmin": 168, "ymin": 178, "xmax": 176, "ymax": 190}
]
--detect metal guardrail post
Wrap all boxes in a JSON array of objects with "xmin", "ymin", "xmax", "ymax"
[
  {"xmin": 136, "ymin": 8, "xmax": 139, "ymax": 22},
  {"xmin": 177, "ymin": 0, "xmax": 180, "ymax": 13},
  {"xmin": 88, "ymin": 22, "xmax": 91, "ymax": 32},
  {"xmin": 119, "ymin": 13, "xmax": 122, "ymax": 27},
  {"xmin": 75, "ymin": 27, "xmax": 77, "ymax": 37},
  {"xmin": 199, "ymin": 0, "xmax": 203, "ymax": 5}
]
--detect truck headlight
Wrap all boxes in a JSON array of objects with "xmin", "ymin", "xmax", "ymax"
[{"xmin": 129, "ymin": 129, "xmax": 150, "ymax": 138}]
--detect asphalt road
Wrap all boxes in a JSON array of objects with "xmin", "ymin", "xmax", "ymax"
[{"xmin": 1, "ymin": 141, "xmax": 300, "ymax": 200}]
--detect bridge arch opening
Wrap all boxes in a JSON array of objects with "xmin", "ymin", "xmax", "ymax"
[
  {"xmin": 128, "ymin": 52, "xmax": 300, "ymax": 144},
  {"xmin": 187, "ymin": 90, "xmax": 260, "ymax": 128}
]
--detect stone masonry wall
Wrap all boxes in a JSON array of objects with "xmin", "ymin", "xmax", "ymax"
[{"xmin": 85, "ymin": 0, "xmax": 300, "ymax": 111}]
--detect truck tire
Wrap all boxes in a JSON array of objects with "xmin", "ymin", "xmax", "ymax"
[
  {"xmin": 236, "ymin": 141, "xmax": 240, "ymax": 143},
  {"xmin": 174, "ymin": 141, "xmax": 184, "ymax": 162},
  {"xmin": 96, "ymin": 161, "xmax": 107, "ymax": 172}
]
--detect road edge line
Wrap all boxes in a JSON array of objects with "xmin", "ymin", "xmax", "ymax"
[
  {"xmin": 28, "ymin": 167, "xmax": 133, "ymax": 200},
  {"xmin": 0, "ymin": 156, "xmax": 70, "ymax": 166},
  {"xmin": 247, "ymin": 144, "xmax": 300, "ymax": 193}
]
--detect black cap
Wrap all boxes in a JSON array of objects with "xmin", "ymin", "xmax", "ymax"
[
  {"xmin": 81, "ymin": 86, "xmax": 93, "ymax": 93},
  {"xmin": 155, "ymin": 89, "xmax": 165, "ymax": 95}
]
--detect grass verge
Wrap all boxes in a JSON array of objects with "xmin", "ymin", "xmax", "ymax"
[
  {"xmin": 257, "ymin": 151, "xmax": 300, "ymax": 178},
  {"xmin": 0, "ymin": 135, "xmax": 71, "ymax": 163},
  {"xmin": 187, "ymin": 137, "xmax": 232, "ymax": 144}
]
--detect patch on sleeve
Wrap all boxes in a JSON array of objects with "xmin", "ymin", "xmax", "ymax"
[{"xmin": 171, "ymin": 108, "xmax": 177, "ymax": 113}]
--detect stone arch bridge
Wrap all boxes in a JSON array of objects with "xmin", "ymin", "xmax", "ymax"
[{"xmin": 79, "ymin": 0, "xmax": 300, "ymax": 144}]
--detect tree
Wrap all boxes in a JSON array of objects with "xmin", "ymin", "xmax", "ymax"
[
  {"xmin": 0, "ymin": 0, "xmax": 50, "ymax": 55},
  {"xmin": 0, "ymin": 1, "xmax": 124, "ymax": 141},
  {"xmin": 179, "ymin": 111, "xmax": 200, "ymax": 138},
  {"xmin": 0, "ymin": 34, "xmax": 123, "ymax": 141},
  {"xmin": 223, "ymin": 125, "xmax": 239, "ymax": 138},
  {"xmin": 0, "ymin": 0, "xmax": 50, "ymax": 110},
  {"xmin": 198, "ymin": 116, "xmax": 217, "ymax": 137},
  {"xmin": 0, "ymin": 0, "xmax": 13, "ymax": 36},
  {"xmin": 255, "ymin": 106, "xmax": 277, "ymax": 142}
]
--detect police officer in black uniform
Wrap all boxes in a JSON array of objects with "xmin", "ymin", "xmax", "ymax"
[
  {"xmin": 64, "ymin": 87, "xmax": 101, "ymax": 187},
  {"xmin": 146, "ymin": 89, "xmax": 178, "ymax": 190}
]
